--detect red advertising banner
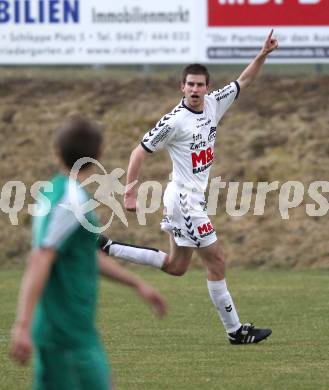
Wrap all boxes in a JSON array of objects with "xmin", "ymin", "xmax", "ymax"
[{"xmin": 208, "ymin": 0, "xmax": 329, "ymax": 26}]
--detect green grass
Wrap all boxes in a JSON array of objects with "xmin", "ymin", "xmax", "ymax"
[{"xmin": 1, "ymin": 267, "xmax": 328, "ymax": 390}]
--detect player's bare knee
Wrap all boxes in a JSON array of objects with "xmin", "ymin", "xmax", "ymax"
[
  {"xmin": 167, "ymin": 267, "xmax": 187, "ymax": 277},
  {"xmin": 172, "ymin": 264, "xmax": 188, "ymax": 276}
]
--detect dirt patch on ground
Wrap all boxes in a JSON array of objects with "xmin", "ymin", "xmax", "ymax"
[{"xmin": 1, "ymin": 70, "xmax": 329, "ymax": 268}]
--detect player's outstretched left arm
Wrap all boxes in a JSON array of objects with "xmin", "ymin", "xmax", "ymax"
[
  {"xmin": 237, "ymin": 29, "xmax": 278, "ymax": 91},
  {"xmin": 98, "ymin": 251, "xmax": 167, "ymax": 317}
]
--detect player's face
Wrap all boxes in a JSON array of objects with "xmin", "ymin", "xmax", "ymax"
[{"xmin": 181, "ymin": 74, "xmax": 209, "ymax": 111}]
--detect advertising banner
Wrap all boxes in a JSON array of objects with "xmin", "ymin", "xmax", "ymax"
[
  {"xmin": 0, "ymin": 0, "xmax": 199, "ymax": 64},
  {"xmin": 205, "ymin": 0, "xmax": 329, "ymax": 63},
  {"xmin": 0, "ymin": 0, "xmax": 328, "ymax": 64}
]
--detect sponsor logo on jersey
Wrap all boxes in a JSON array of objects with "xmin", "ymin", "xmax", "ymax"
[
  {"xmin": 191, "ymin": 147, "xmax": 214, "ymax": 174},
  {"xmin": 197, "ymin": 222, "xmax": 215, "ymax": 237},
  {"xmin": 193, "ymin": 133, "xmax": 202, "ymax": 141},
  {"xmin": 208, "ymin": 127, "xmax": 217, "ymax": 142},
  {"xmin": 190, "ymin": 133, "xmax": 206, "ymax": 150},
  {"xmin": 150, "ymin": 125, "xmax": 171, "ymax": 147},
  {"xmin": 215, "ymin": 88, "xmax": 235, "ymax": 102},
  {"xmin": 190, "ymin": 140, "xmax": 206, "ymax": 150},
  {"xmin": 197, "ymin": 119, "xmax": 211, "ymax": 129}
]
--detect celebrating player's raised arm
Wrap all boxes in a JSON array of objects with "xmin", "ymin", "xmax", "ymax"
[
  {"xmin": 124, "ymin": 144, "xmax": 148, "ymax": 212},
  {"xmin": 237, "ymin": 29, "xmax": 278, "ymax": 91}
]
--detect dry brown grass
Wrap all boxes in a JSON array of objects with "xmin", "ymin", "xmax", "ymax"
[{"xmin": 1, "ymin": 69, "xmax": 329, "ymax": 268}]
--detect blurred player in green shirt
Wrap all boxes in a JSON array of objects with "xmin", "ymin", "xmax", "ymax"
[{"xmin": 11, "ymin": 116, "xmax": 167, "ymax": 390}]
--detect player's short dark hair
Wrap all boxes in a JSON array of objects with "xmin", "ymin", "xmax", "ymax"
[
  {"xmin": 54, "ymin": 115, "xmax": 103, "ymax": 169},
  {"xmin": 181, "ymin": 64, "xmax": 210, "ymax": 85}
]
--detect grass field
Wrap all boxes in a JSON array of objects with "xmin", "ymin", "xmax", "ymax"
[{"xmin": 1, "ymin": 266, "xmax": 328, "ymax": 390}]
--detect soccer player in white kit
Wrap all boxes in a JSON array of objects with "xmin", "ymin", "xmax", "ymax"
[{"xmin": 104, "ymin": 30, "xmax": 278, "ymax": 344}]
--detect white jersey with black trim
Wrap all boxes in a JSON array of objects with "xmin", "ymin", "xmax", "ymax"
[{"xmin": 141, "ymin": 81, "xmax": 240, "ymax": 192}]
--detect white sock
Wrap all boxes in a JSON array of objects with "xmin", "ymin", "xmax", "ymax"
[
  {"xmin": 207, "ymin": 279, "xmax": 241, "ymax": 334},
  {"xmin": 104, "ymin": 240, "xmax": 167, "ymax": 269}
]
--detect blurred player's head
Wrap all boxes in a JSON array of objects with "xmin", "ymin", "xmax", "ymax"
[
  {"xmin": 181, "ymin": 64, "xmax": 210, "ymax": 111},
  {"xmin": 54, "ymin": 115, "xmax": 103, "ymax": 170}
]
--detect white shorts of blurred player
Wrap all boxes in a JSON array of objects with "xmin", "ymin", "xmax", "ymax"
[{"xmin": 161, "ymin": 181, "xmax": 217, "ymax": 248}]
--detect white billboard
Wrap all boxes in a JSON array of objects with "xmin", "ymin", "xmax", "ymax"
[
  {"xmin": 0, "ymin": 0, "xmax": 328, "ymax": 64},
  {"xmin": 0, "ymin": 0, "xmax": 199, "ymax": 64},
  {"xmin": 205, "ymin": 0, "xmax": 329, "ymax": 63}
]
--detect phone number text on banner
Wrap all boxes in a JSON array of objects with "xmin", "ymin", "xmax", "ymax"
[{"xmin": 0, "ymin": 0, "xmax": 198, "ymax": 64}]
